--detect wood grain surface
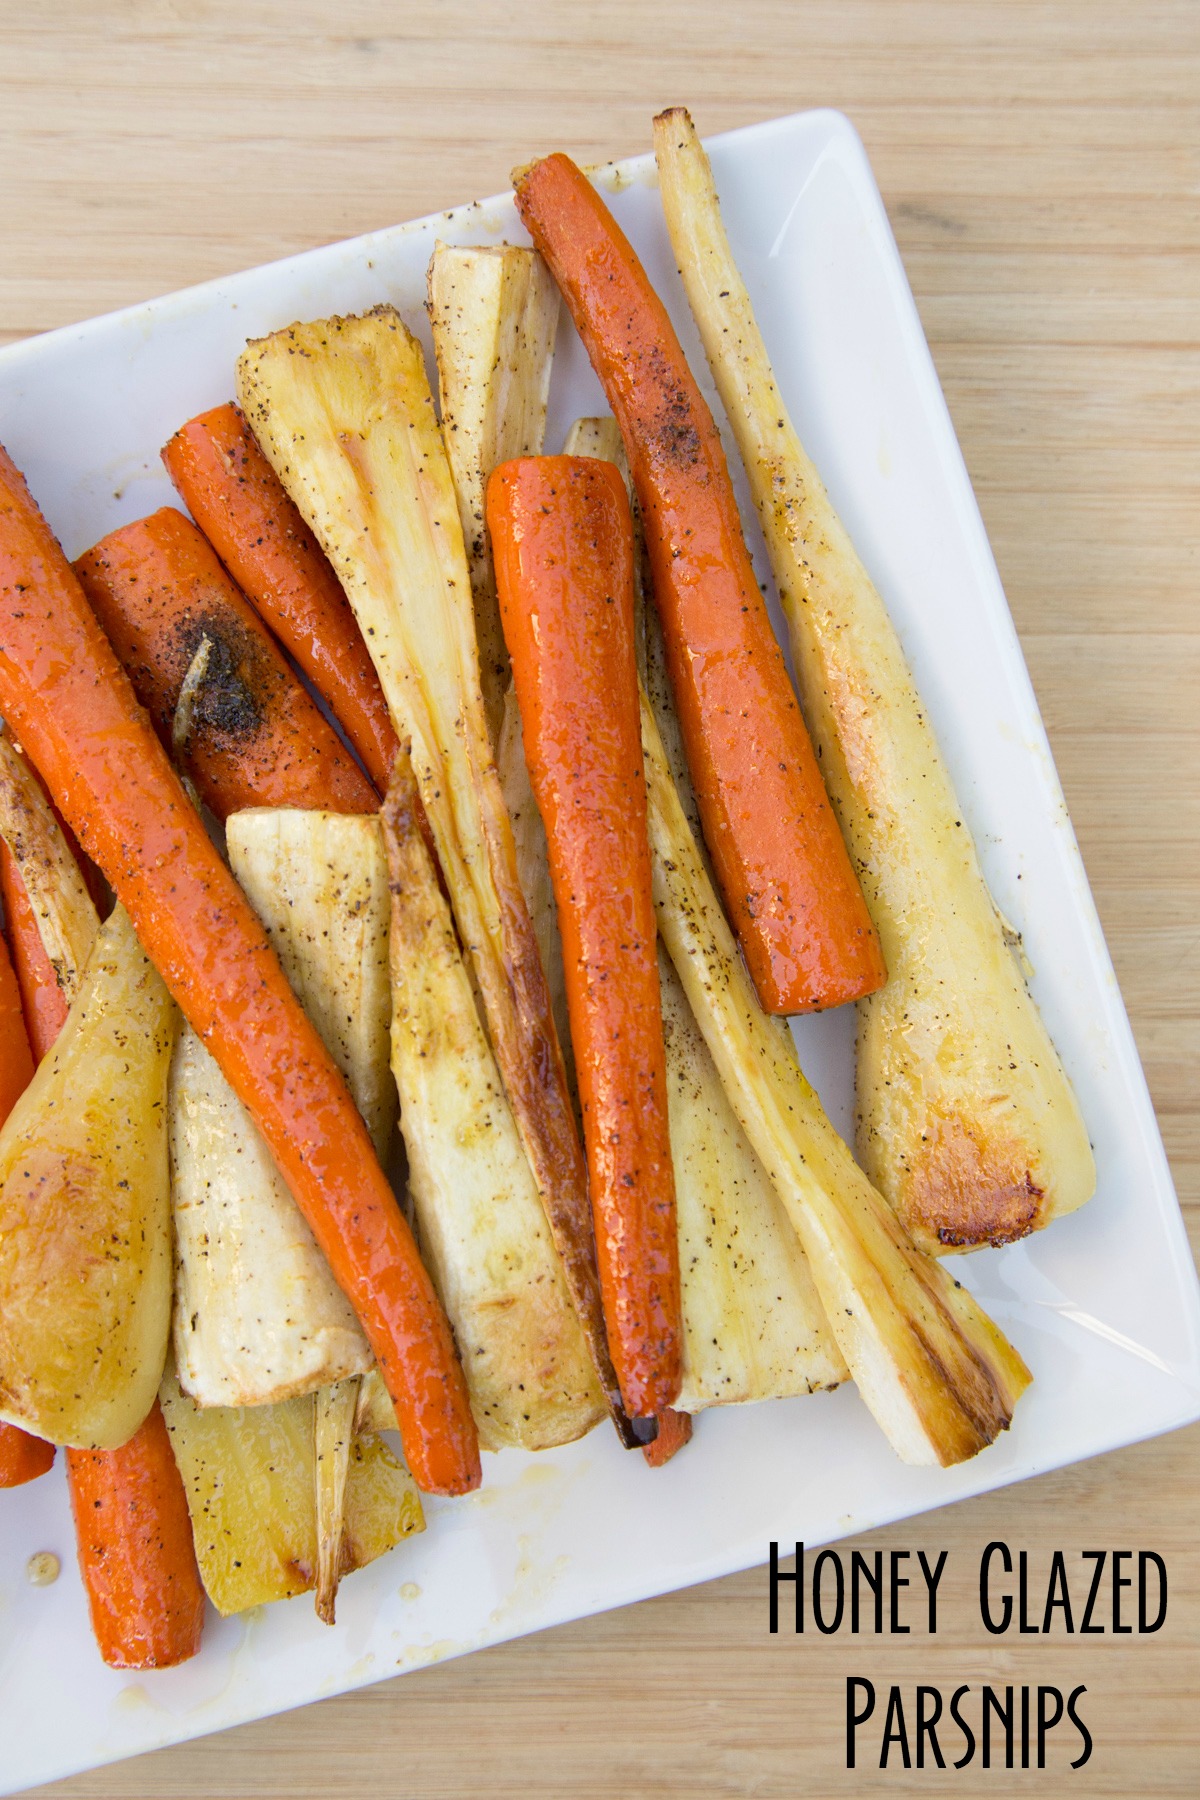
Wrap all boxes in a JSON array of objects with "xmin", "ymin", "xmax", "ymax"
[{"xmin": 3, "ymin": 2, "xmax": 1198, "ymax": 1794}]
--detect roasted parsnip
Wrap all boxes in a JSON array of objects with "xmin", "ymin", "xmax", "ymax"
[
  {"xmin": 160, "ymin": 1368, "xmax": 423, "ymax": 1617},
  {"xmin": 384, "ymin": 756, "xmax": 605, "ymax": 1450},
  {"xmin": 0, "ymin": 904, "xmax": 176, "ymax": 1448},
  {"xmin": 642, "ymin": 692, "xmax": 1031, "ymax": 1465},
  {"xmin": 661, "ymin": 950, "xmax": 846, "ymax": 1410},
  {"xmin": 169, "ymin": 808, "xmax": 400, "ymax": 1407},
  {"xmin": 432, "ymin": 247, "xmax": 568, "ymax": 1087},
  {"xmin": 428, "ymin": 242, "xmax": 560, "ymax": 747},
  {"xmin": 227, "ymin": 808, "xmax": 396, "ymax": 1159},
  {"xmin": 654, "ymin": 108, "xmax": 1095, "ymax": 1253},
  {"xmin": 237, "ymin": 310, "xmax": 629, "ymax": 1440},
  {"xmin": 168, "ymin": 1027, "xmax": 373, "ymax": 1408},
  {"xmin": 0, "ymin": 728, "xmax": 99, "ymax": 1004}
]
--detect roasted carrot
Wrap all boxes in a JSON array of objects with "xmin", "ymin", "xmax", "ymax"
[
  {"xmin": 514, "ymin": 154, "xmax": 886, "ymax": 1016},
  {"xmin": 162, "ymin": 403, "xmax": 400, "ymax": 796},
  {"xmin": 0, "ymin": 923, "xmax": 53, "ymax": 1488},
  {"xmin": 0, "ymin": 442, "xmax": 479, "ymax": 1497},
  {"xmin": 489, "ymin": 455, "xmax": 681, "ymax": 1419},
  {"xmin": 72, "ymin": 507, "xmax": 378, "ymax": 822},
  {"xmin": 0, "ymin": 917, "xmax": 34, "ymax": 1123},
  {"xmin": 0, "ymin": 1417, "xmax": 53, "ymax": 1487},
  {"xmin": 642, "ymin": 1406, "xmax": 692, "ymax": 1469},
  {"xmin": 67, "ymin": 1404, "xmax": 205, "ymax": 1668}
]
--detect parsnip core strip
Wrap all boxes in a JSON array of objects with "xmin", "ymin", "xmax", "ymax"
[
  {"xmin": 641, "ymin": 691, "xmax": 1030, "ymax": 1466},
  {"xmin": 428, "ymin": 243, "xmax": 559, "ymax": 749},
  {"xmin": 168, "ymin": 1027, "xmax": 374, "ymax": 1409},
  {"xmin": 237, "ymin": 310, "xmax": 628, "ymax": 1439},
  {"xmin": 653, "ymin": 108, "xmax": 1095, "ymax": 1255}
]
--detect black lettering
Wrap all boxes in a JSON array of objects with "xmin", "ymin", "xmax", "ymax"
[
  {"xmin": 982, "ymin": 1685, "xmax": 1014, "ymax": 1769},
  {"xmin": 1080, "ymin": 1550, "xmax": 1106, "ymax": 1633},
  {"xmin": 1112, "ymin": 1549, "xmax": 1132, "ymax": 1633},
  {"xmin": 769, "ymin": 1541, "xmax": 802, "ymax": 1633},
  {"xmin": 980, "ymin": 1541, "xmax": 1012, "ymax": 1634},
  {"xmin": 846, "ymin": 1677, "xmax": 875, "ymax": 1768},
  {"xmin": 918, "ymin": 1549, "xmax": 948, "ymax": 1633},
  {"xmin": 950, "ymin": 1684, "xmax": 976, "ymax": 1769},
  {"xmin": 812, "ymin": 1550, "xmax": 845, "ymax": 1634},
  {"xmin": 1037, "ymin": 1686, "xmax": 1064, "ymax": 1768},
  {"xmin": 851, "ymin": 1550, "xmax": 883, "ymax": 1633},
  {"xmin": 1018, "ymin": 1552, "xmax": 1039, "ymax": 1634},
  {"xmin": 1020, "ymin": 1683, "xmax": 1031, "ymax": 1768},
  {"xmin": 1042, "ymin": 1550, "xmax": 1074, "ymax": 1633},
  {"xmin": 1139, "ymin": 1551, "xmax": 1168, "ymax": 1632},
  {"xmin": 890, "ymin": 1550, "xmax": 911, "ymax": 1634},
  {"xmin": 880, "ymin": 1686, "xmax": 911, "ymax": 1769},
  {"xmin": 1068, "ymin": 1686, "xmax": 1092, "ymax": 1768},
  {"xmin": 915, "ymin": 1686, "xmax": 945, "ymax": 1769}
]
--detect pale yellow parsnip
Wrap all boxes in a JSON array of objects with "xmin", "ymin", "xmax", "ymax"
[
  {"xmin": 428, "ymin": 242, "xmax": 559, "ymax": 747},
  {"xmin": 0, "ymin": 904, "xmax": 175, "ymax": 1448},
  {"xmin": 641, "ymin": 690, "xmax": 1030, "ymax": 1466},
  {"xmin": 383, "ymin": 759, "xmax": 605, "ymax": 1452},
  {"xmin": 653, "ymin": 107, "xmax": 1095, "ymax": 1255},
  {"xmin": 160, "ymin": 1368, "xmax": 423, "ymax": 1618}
]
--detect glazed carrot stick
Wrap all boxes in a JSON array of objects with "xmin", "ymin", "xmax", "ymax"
[
  {"xmin": 0, "ymin": 1417, "xmax": 53, "ymax": 1486},
  {"xmin": 0, "ymin": 924, "xmax": 53, "ymax": 1488},
  {"xmin": 162, "ymin": 403, "xmax": 400, "ymax": 795},
  {"xmin": 489, "ymin": 455, "xmax": 681, "ymax": 1419},
  {"xmin": 514, "ymin": 154, "xmax": 885, "ymax": 1017},
  {"xmin": 0, "ymin": 443, "xmax": 479, "ymax": 1497},
  {"xmin": 642, "ymin": 1406, "xmax": 692, "ymax": 1470},
  {"xmin": 0, "ymin": 918, "xmax": 34, "ymax": 1123},
  {"xmin": 0, "ymin": 837, "xmax": 69, "ymax": 1062},
  {"xmin": 74, "ymin": 507, "xmax": 377, "ymax": 822},
  {"xmin": 67, "ymin": 1405, "xmax": 205, "ymax": 1668}
]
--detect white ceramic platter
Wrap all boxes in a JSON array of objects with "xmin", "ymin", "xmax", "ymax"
[{"xmin": 1, "ymin": 109, "xmax": 1197, "ymax": 1796}]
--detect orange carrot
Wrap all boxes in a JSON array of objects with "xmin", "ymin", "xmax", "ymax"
[
  {"xmin": 0, "ymin": 838, "xmax": 69, "ymax": 1062},
  {"xmin": 0, "ymin": 917, "xmax": 34, "ymax": 1124},
  {"xmin": 514, "ymin": 155, "xmax": 886, "ymax": 1017},
  {"xmin": 0, "ymin": 1419, "xmax": 53, "ymax": 1487},
  {"xmin": 642, "ymin": 1406, "xmax": 692, "ymax": 1469},
  {"xmin": 0, "ymin": 923, "xmax": 53, "ymax": 1489},
  {"xmin": 0, "ymin": 442, "xmax": 479, "ymax": 1497},
  {"xmin": 67, "ymin": 1404, "xmax": 205, "ymax": 1668},
  {"xmin": 162, "ymin": 403, "xmax": 400, "ymax": 794},
  {"xmin": 489, "ymin": 455, "xmax": 681, "ymax": 1419},
  {"xmin": 74, "ymin": 507, "xmax": 378, "ymax": 822}
]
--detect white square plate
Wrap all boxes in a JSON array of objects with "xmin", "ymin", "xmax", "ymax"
[{"xmin": 1, "ymin": 108, "xmax": 1197, "ymax": 1796}]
